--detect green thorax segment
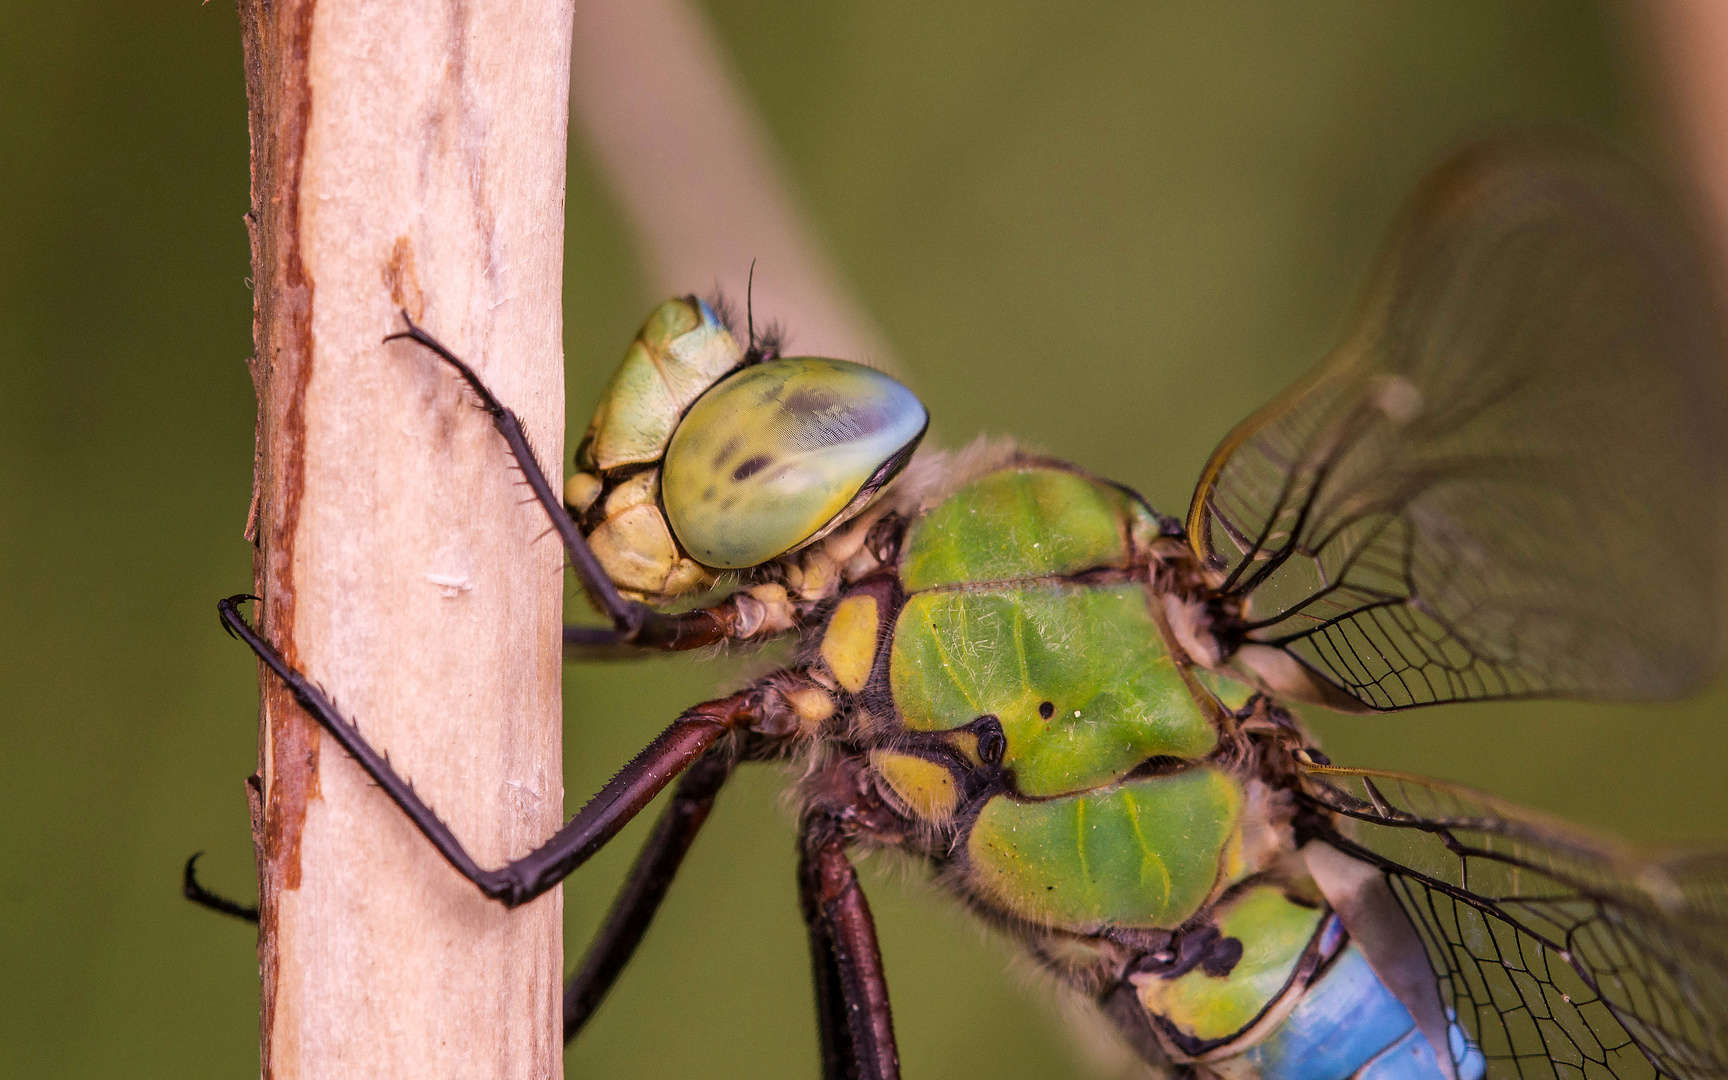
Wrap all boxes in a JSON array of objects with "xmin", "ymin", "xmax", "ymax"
[
  {"xmin": 899, "ymin": 463, "xmax": 1164, "ymax": 590},
  {"xmin": 1131, "ymin": 884, "xmax": 1329, "ymax": 1052},
  {"xmin": 888, "ymin": 465, "xmax": 1217, "ymax": 796},
  {"xmin": 965, "ymin": 768, "xmax": 1244, "ymax": 929}
]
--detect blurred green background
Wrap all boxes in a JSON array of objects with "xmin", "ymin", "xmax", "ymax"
[{"xmin": 3, "ymin": 1, "xmax": 1726, "ymax": 1077}]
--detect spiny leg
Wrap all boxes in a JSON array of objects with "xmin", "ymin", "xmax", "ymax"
[
  {"xmin": 181, "ymin": 750, "xmax": 736, "ymax": 1026},
  {"xmin": 382, "ymin": 315, "xmax": 635, "ymax": 634},
  {"xmin": 381, "ymin": 311, "xmax": 725, "ymax": 649},
  {"xmin": 184, "ymin": 742, "xmax": 742, "ymax": 1044},
  {"xmin": 389, "ymin": 317, "xmax": 797, "ymax": 657},
  {"xmin": 219, "ymin": 595, "xmax": 768, "ymax": 908},
  {"xmin": 798, "ymin": 813, "xmax": 900, "ymax": 1080},
  {"xmin": 563, "ymin": 749, "xmax": 733, "ymax": 1042}
]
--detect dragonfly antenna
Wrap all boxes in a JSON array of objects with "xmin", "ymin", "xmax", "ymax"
[{"xmin": 746, "ymin": 258, "xmax": 758, "ymax": 356}]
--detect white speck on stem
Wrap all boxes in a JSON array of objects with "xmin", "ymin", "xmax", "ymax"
[
  {"xmin": 426, "ymin": 544, "xmax": 478, "ymax": 597},
  {"xmin": 425, "ymin": 572, "xmax": 474, "ymax": 596},
  {"xmin": 503, "ymin": 779, "xmax": 543, "ymax": 811}
]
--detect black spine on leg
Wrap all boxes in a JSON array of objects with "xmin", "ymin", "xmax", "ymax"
[
  {"xmin": 563, "ymin": 751, "xmax": 734, "ymax": 1043},
  {"xmin": 384, "ymin": 315, "xmax": 721, "ymax": 648},
  {"xmin": 798, "ymin": 814, "xmax": 901, "ymax": 1080}
]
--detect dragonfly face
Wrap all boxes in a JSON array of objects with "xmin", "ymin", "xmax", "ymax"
[
  {"xmin": 564, "ymin": 296, "xmax": 928, "ymax": 598},
  {"xmin": 194, "ymin": 137, "xmax": 1728, "ymax": 1080}
]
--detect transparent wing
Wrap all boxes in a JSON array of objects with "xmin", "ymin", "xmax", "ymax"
[
  {"xmin": 1186, "ymin": 140, "xmax": 1727, "ymax": 710},
  {"xmin": 1301, "ymin": 766, "xmax": 1728, "ymax": 1080}
]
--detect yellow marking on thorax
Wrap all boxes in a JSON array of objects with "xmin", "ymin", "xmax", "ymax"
[
  {"xmin": 784, "ymin": 686, "xmax": 836, "ymax": 734},
  {"xmin": 870, "ymin": 751, "xmax": 960, "ymax": 822},
  {"xmin": 821, "ymin": 594, "xmax": 880, "ymax": 693}
]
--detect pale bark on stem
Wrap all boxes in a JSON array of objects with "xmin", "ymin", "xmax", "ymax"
[
  {"xmin": 1646, "ymin": 1, "xmax": 1728, "ymax": 284},
  {"xmin": 239, "ymin": 1, "xmax": 570, "ymax": 1076}
]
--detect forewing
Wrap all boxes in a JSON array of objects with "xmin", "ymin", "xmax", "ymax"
[
  {"xmin": 1187, "ymin": 141, "xmax": 1727, "ymax": 710},
  {"xmin": 1301, "ymin": 766, "xmax": 1728, "ymax": 1080}
]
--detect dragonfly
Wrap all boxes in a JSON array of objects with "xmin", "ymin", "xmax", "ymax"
[{"xmin": 189, "ymin": 137, "xmax": 1728, "ymax": 1080}]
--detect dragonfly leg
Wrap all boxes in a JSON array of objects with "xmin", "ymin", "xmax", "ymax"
[
  {"xmin": 562, "ymin": 749, "xmax": 733, "ymax": 1043},
  {"xmin": 798, "ymin": 811, "xmax": 900, "ymax": 1080},
  {"xmin": 803, "ymin": 887, "xmax": 852, "ymax": 1080},
  {"xmin": 185, "ymin": 718, "xmax": 744, "ymax": 1045},
  {"xmin": 219, "ymin": 595, "xmax": 769, "ymax": 909},
  {"xmin": 384, "ymin": 314, "xmax": 688, "ymax": 647},
  {"xmin": 561, "ymin": 584, "xmax": 779, "ymax": 658},
  {"xmin": 183, "ymin": 852, "xmax": 259, "ymax": 923}
]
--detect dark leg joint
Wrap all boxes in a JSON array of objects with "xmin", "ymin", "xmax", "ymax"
[
  {"xmin": 500, "ymin": 706, "xmax": 744, "ymax": 905},
  {"xmin": 624, "ymin": 606, "xmax": 732, "ymax": 651},
  {"xmin": 562, "ymin": 605, "xmax": 733, "ymax": 659}
]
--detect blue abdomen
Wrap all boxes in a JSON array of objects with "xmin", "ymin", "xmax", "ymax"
[{"xmin": 1243, "ymin": 942, "xmax": 1485, "ymax": 1080}]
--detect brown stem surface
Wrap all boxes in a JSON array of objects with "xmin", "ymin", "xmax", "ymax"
[
  {"xmin": 1647, "ymin": 1, "xmax": 1728, "ymax": 280},
  {"xmin": 570, "ymin": 0, "xmax": 899, "ymax": 372},
  {"xmin": 239, "ymin": 0, "xmax": 571, "ymax": 1075}
]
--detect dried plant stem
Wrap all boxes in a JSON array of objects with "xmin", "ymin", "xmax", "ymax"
[
  {"xmin": 239, "ymin": 0, "xmax": 571, "ymax": 1075},
  {"xmin": 570, "ymin": 0, "xmax": 899, "ymax": 371},
  {"xmin": 1649, "ymin": 1, "xmax": 1728, "ymax": 278}
]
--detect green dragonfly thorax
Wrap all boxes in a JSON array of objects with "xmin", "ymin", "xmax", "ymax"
[
  {"xmin": 854, "ymin": 463, "xmax": 1269, "ymax": 931},
  {"xmin": 802, "ymin": 455, "xmax": 1342, "ymax": 1059},
  {"xmin": 891, "ymin": 468, "xmax": 1219, "ymax": 797}
]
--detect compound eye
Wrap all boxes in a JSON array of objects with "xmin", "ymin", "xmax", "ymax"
[{"xmin": 662, "ymin": 358, "xmax": 928, "ymax": 569}]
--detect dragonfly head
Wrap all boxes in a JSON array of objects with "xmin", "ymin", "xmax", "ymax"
[{"xmin": 567, "ymin": 297, "xmax": 928, "ymax": 602}]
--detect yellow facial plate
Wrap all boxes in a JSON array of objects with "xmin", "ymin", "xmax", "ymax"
[{"xmin": 587, "ymin": 503, "xmax": 679, "ymax": 595}]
